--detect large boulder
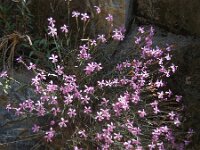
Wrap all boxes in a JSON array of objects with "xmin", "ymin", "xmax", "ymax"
[{"xmin": 135, "ymin": 0, "xmax": 200, "ymax": 35}]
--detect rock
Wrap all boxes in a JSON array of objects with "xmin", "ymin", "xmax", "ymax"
[
  {"xmin": 86, "ymin": 0, "xmax": 126, "ymax": 33},
  {"xmin": 135, "ymin": 0, "xmax": 200, "ymax": 35},
  {"xmin": 0, "ymin": 69, "xmax": 37, "ymax": 150}
]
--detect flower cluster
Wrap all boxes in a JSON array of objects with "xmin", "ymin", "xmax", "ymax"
[
  {"xmin": 1, "ymin": 5, "xmax": 193, "ymax": 150},
  {"xmin": 48, "ymin": 17, "xmax": 57, "ymax": 37},
  {"xmin": 84, "ymin": 62, "xmax": 102, "ymax": 75}
]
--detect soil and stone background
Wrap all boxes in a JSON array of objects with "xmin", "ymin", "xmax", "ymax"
[{"xmin": 0, "ymin": 0, "xmax": 200, "ymax": 149}]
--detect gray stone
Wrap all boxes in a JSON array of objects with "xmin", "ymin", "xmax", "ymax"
[
  {"xmin": 135, "ymin": 0, "xmax": 200, "ymax": 35},
  {"xmin": 0, "ymin": 70, "xmax": 37, "ymax": 150}
]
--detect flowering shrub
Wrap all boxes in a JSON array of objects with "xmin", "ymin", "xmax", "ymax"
[{"xmin": 0, "ymin": 3, "xmax": 193, "ymax": 150}]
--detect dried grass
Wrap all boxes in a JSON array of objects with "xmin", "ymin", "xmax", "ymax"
[{"xmin": 0, "ymin": 32, "xmax": 32, "ymax": 71}]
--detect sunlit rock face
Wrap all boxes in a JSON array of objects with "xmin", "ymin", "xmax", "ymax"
[
  {"xmin": 79, "ymin": 0, "xmax": 127, "ymax": 34},
  {"xmin": 136, "ymin": 0, "xmax": 200, "ymax": 35}
]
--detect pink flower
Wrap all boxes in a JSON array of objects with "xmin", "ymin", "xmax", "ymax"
[
  {"xmin": 164, "ymin": 70, "xmax": 171, "ymax": 77},
  {"xmin": 158, "ymin": 58, "xmax": 163, "ymax": 65},
  {"xmin": 150, "ymin": 100, "xmax": 158, "ymax": 107},
  {"xmin": 175, "ymin": 95, "xmax": 182, "ymax": 102},
  {"xmin": 27, "ymin": 62, "xmax": 36, "ymax": 70},
  {"xmin": 16, "ymin": 56, "xmax": 23, "ymax": 63},
  {"xmin": 37, "ymin": 72, "xmax": 46, "ymax": 80},
  {"xmin": 48, "ymin": 17, "xmax": 57, "ymax": 37},
  {"xmin": 117, "ymin": 64, "xmax": 124, "ymax": 72},
  {"xmin": 95, "ymin": 133, "xmax": 102, "ymax": 141},
  {"xmin": 80, "ymin": 95, "xmax": 90, "ymax": 104},
  {"xmin": 0, "ymin": 71, "xmax": 8, "ymax": 78},
  {"xmin": 138, "ymin": 27, "xmax": 144, "ymax": 33},
  {"xmin": 95, "ymin": 111, "xmax": 104, "ymax": 122},
  {"xmin": 15, "ymin": 108, "xmax": 23, "ymax": 116},
  {"xmin": 51, "ymin": 107, "xmax": 60, "ymax": 116},
  {"xmin": 174, "ymin": 117, "xmax": 181, "ymax": 127},
  {"xmin": 153, "ymin": 106, "xmax": 160, "ymax": 114},
  {"xmin": 90, "ymin": 39, "xmax": 97, "ymax": 46},
  {"xmin": 44, "ymin": 127, "xmax": 55, "ymax": 142},
  {"xmin": 157, "ymin": 91, "xmax": 164, "ymax": 99},
  {"xmin": 64, "ymin": 94, "xmax": 73, "ymax": 105},
  {"xmin": 187, "ymin": 128, "xmax": 194, "ymax": 136},
  {"xmin": 60, "ymin": 24, "xmax": 69, "ymax": 33},
  {"xmin": 32, "ymin": 124, "xmax": 40, "ymax": 133},
  {"xmin": 170, "ymin": 64, "xmax": 178, "ymax": 73},
  {"xmin": 128, "ymin": 127, "xmax": 141, "ymax": 136},
  {"xmin": 135, "ymin": 36, "xmax": 141, "ymax": 44},
  {"xmin": 48, "ymin": 17, "xmax": 55, "ymax": 26},
  {"xmin": 123, "ymin": 140, "xmax": 133, "ymax": 149},
  {"xmin": 101, "ymin": 109, "xmax": 111, "ymax": 120},
  {"xmin": 105, "ymin": 14, "xmax": 113, "ymax": 22},
  {"xmin": 105, "ymin": 80, "xmax": 113, "ymax": 87},
  {"xmin": 154, "ymin": 79, "xmax": 164, "ymax": 88},
  {"xmin": 94, "ymin": 6, "xmax": 101, "ymax": 14},
  {"xmin": 107, "ymin": 122, "xmax": 116, "ymax": 132},
  {"xmin": 84, "ymin": 106, "xmax": 92, "ymax": 114},
  {"xmin": 112, "ymin": 28, "xmax": 125, "ymax": 41},
  {"xmin": 150, "ymin": 26, "xmax": 155, "ymax": 36},
  {"xmin": 136, "ymin": 146, "xmax": 143, "ymax": 150},
  {"xmin": 74, "ymin": 146, "xmax": 83, "ymax": 150},
  {"xmin": 48, "ymin": 26, "xmax": 57, "ymax": 37},
  {"xmin": 6, "ymin": 104, "xmax": 12, "ymax": 111},
  {"xmin": 97, "ymin": 80, "xmax": 106, "ymax": 88},
  {"xmin": 31, "ymin": 76, "xmax": 40, "ymax": 85},
  {"xmin": 80, "ymin": 44, "xmax": 89, "ymax": 51},
  {"xmin": 78, "ymin": 44, "xmax": 91, "ymax": 60},
  {"xmin": 97, "ymin": 34, "xmax": 107, "ymax": 43},
  {"xmin": 47, "ymin": 80, "xmax": 58, "ymax": 92},
  {"xmin": 118, "ymin": 95, "xmax": 130, "ymax": 110},
  {"xmin": 165, "ymin": 89, "xmax": 173, "ymax": 97},
  {"xmin": 72, "ymin": 11, "xmax": 80, "ymax": 18},
  {"xmin": 114, "ymin": 132, "xmax": 122, "ymax": 141},
  {"xmin": 36, "ymin": 107, "xmax": 45, "ymax": 116},
  {"xmin": 58, "ymin": 117, "xmax": 68, "ymax": 128},
  {"xmin": 160, "ymin": 126, "xmax": 169, "ymax": 133},
  {"xmin": 148, "ymin": 142, "xmax": 156, "ymax": 150},
  {"xmin": 138, "ymin": 109, "xmax": 147, "ymax": 118},
  {"xmin": 78, "ymin": 129, "xmax": 87, "ymax": 138},
  {"xmin": 55, "ymin": 65, "xmax": 64, "ymax": 75},
  {"xmin": 81, "ymin": 13, "xmax": 89, "ymax": 21},
  {"xmin": 35, "ymin": 100, "xmax": 44, "ymax": 108},
  {"xmin": 78, "ymin": 50, "xmax": 91, "ymax": 60},
  {"xmin": 168, "ymin": 111, "xmax": 176, "ymax": 120},
  {"xmin": 132, "ymin": 138, "xmax": 141, "ymax": 145},
  {"xmin": 49, "ymin": 54, "xmax": 58, "ymax": 63},
  {"xmin": 67, "ymin": 108, "xmax": 76, "ymax": 118},
  {"xmin": 84, "ymin": 85, "xmax": 94, "ymax": 94},
  {"xmin": 50, "ymin": 120, "xmax": 55, "ymax": 125},
  {"xmin": 84, "ymin": 62, "xmax": 102, "ymax": 75},
  {"xmin": 100, "ymin": 98, "xmax": 109, "ymax": 106},
  {"xmin": 165, "ymin": 53, "xmax": 171, "ymax": 61}
]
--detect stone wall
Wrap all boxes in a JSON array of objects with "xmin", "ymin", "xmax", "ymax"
[{"xmin": 135, "ymin": 0, "xmax": 200, "ymax": 35}]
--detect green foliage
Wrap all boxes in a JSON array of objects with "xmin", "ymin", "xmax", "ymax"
[
  {"xmin": 0, "ymin": 78, "xmax": 11, "ymax": 94},
  {"xmin": 0, "ymin": 0, "xmax": 33, "ymax": 35}
]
